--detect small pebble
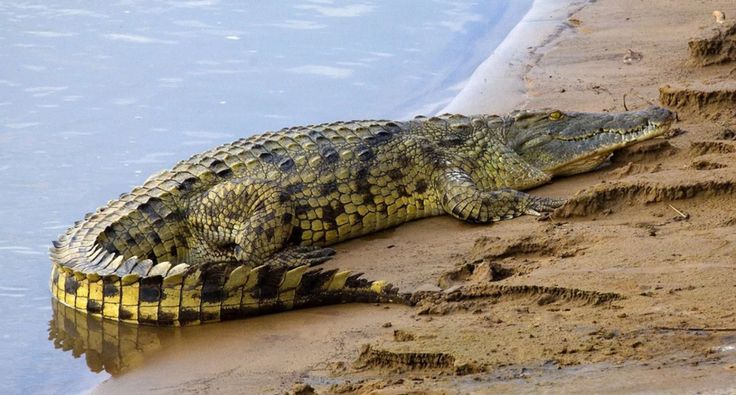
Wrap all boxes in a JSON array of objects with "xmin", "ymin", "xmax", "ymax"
[{"xmin": 713, "ymin": 10, "xmax": 726, "ymax": 24}]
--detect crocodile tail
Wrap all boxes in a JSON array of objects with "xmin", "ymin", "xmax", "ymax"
[
  {"xmin": 50, "ymin": 252, "xmax": 410, "ymax": 326},
  {"xmin": 47, "ymin": 265, "xmax": 408, "ymax": 374}
]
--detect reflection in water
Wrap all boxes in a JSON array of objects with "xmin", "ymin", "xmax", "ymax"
[{"xmin": 48, "ymin": 300, "xmax": 170, "ymax": 375}]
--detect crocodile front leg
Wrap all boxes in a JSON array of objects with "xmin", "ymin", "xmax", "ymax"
[{"xmin": 434, "ymin": 168, "xmax": 564, "ymax": 224}]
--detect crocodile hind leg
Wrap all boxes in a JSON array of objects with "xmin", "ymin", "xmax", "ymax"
[
  {"xmin": 435, "ymin": 168, "xmax": 565, "ymax": 223},
  {"xmin": 183, "ymin": 179, "xmax": 289, "ymax": 263},
  {"xmin": 187, "ymin": 178, "xmax": 337, "ymax": 269}
]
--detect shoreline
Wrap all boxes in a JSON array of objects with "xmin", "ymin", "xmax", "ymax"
[
  {"xmin": 94, "ymin": 0, "xmax": 736, "ymax": 393},
  {"xmin": 440, "ymin": 0, "xmax": 588, "ymax": 115}
]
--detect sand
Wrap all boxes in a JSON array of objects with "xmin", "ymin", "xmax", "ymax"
[{"xmin": 88, "ymin": 0, "xmax": 736, "ymax": 393}]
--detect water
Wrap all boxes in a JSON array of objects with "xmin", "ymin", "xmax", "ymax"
[{"xmin": 0, "ymin": 1, "xmax": 532, "ymax": 393}]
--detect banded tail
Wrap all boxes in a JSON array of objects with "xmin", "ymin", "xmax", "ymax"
[{"xmin": 49, "ymin": 252, "xmax": 409, "ymax": 326}]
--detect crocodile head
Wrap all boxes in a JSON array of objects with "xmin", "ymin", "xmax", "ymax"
[{"xmin": 505, "ymin": 106, "xmax": 675, "ymax": 176}]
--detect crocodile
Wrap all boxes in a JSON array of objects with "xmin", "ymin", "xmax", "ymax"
[{"xmin": 49, "ymin": 106, "xmax": 675, "ymax": 326}]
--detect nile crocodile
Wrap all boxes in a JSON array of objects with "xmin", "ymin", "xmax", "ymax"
[{"xmin": 50, "ymin": 107, "xmax": 674, "ymax": 326}]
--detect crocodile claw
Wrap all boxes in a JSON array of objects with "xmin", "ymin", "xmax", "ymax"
[{"xmin": 524, "ymin": 195, "xmax": 567, "ymax": 216}]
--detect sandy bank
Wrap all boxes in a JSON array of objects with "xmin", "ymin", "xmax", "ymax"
[
  {"xmin": 88, "ymin": 0, "xmax": 736, "ymax": 393},
  {"xmin": 441, "ymin": 0, "xmax": 588, "ymax": 115}
]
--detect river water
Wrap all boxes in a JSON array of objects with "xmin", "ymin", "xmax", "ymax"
[{"xmin": 0, "ymin": 1, "xmax": 532, "ymax": 393}]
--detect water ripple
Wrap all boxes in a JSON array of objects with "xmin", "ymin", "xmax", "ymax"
[
  {"xmin": 287, "ymin": 65, "xmax": 353, "ymax": 79},
  {"xmin": 295, "ymin": 3, "xmax": 375, "ymax": 18},
  {"xmin": 102, "ymin": 33, "xmax": 177, "ymax": 45}
]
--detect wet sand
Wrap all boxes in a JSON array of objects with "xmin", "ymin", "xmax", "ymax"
[{"xmin": 91, "ymin": 0, "xmax": 736, "ymax": 393}]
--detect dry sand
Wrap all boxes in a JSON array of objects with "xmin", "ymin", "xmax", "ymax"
[{"xmin": 85, "ymin": 0, "xmax": 736, "ymax": 393}]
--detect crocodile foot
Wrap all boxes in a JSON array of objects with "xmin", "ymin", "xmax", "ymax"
[
  {"xmin": 523, "ymin": 195, "xmax": 567, "ymax": 216},
  {"xmin": 271, "ymin": 245, "xmax": 336, "ymax": 268}
]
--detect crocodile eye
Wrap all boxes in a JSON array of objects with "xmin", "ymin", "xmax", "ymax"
[{"xmin": 549, "ymin": 111, "xmax": 563, "ymax": 121}]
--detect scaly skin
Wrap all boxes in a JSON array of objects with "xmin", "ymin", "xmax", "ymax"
[{"xmin": 49, "ymin": 107, "xmax": 675, "ymax": 326}]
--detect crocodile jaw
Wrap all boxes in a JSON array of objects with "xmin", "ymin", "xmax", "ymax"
[
  {"xmin": 546, "ymin": 117, "xmax": 673, "ymax": 176},
  {"xmin": 507, "ymin": 106, "xmax": 675, "ymax": 177}
]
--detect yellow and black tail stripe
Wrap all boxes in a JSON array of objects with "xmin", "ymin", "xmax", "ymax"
[{"xmin": 51, "ymin": 258, "xmax": 408, "ymax": 326}]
